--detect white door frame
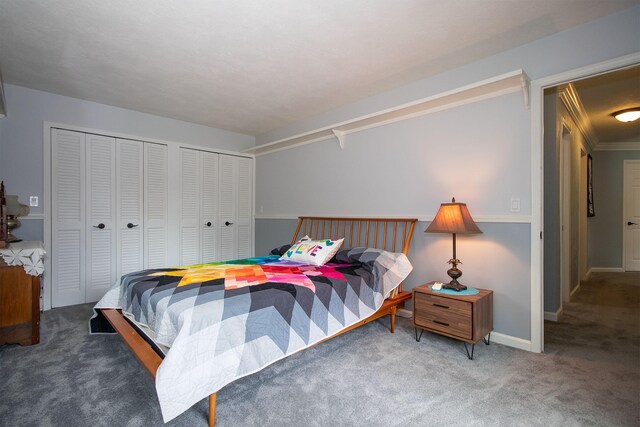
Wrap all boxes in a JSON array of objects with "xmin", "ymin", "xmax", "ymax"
[
  {"xmin": 623, "ymin": 159, "xmax": 640, "ymax": 271},
  {"xmin": 530, "ymin": 52, "xmax": 640, "ymax": 353},
  {"xmin": 559, "ymin": 123, "xmax": 572, "ymax": 305}
]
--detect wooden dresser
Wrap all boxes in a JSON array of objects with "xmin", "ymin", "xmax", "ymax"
[{"xmin": 0, "ymin": 257, "xmax": 41, "ymax": 346}]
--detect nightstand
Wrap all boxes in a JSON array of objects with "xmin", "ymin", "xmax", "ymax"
[{"xmin": 413, "ymin": 282, "xmax": 493, "ymax": 359}]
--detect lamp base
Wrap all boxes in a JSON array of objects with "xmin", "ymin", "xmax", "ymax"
[
  {"xmin": 445, "ymin": 261, "xmax": 467, "ymax": 291},
  {"xmin": 443, "ymin": 280, "xmax": 467, "ymax": 292}
]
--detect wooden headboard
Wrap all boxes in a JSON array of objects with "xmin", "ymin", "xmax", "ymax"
[{"xmin": 291, "ymin": 216, "xmax": 417, "ymax": 256}]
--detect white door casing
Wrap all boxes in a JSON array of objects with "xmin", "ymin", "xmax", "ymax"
[{"xmin": 624, "ymin": 160, "xmax": 640, "ymax": 271}]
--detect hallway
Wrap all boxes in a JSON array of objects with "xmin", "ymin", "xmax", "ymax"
[
  {"xmin": 544, "ymin": 272, "xmax": 640, "ymax": 423},
  {"xmin": 546, "ymin": 272, "xmax": 639, "ymax": 363}
]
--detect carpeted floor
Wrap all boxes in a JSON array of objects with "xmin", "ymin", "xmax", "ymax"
[{"xmin": 1, "ymin": 272, "xmax": 638, "ymax": 426}]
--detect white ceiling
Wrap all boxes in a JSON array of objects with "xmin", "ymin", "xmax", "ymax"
[
  {"xmin": 573, "ymin": 66, "xmax": 640, "ymax": 144},
  {"xmin": 0, "ymin": 0, "xmax": 637, "ymax": 136}
]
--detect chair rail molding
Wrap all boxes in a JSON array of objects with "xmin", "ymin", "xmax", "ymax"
[{"xmin": 246, "ymin": 70, "xmax": 530, "ymax": 156}]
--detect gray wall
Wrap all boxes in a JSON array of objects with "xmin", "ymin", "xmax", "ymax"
[
  {"xmin": 254, "ymin": 6, "xmax": 640, "ymax": 343},
  {"xmin": 0, "ymin": 84, "xmax": 255, "ymax": 241},
  {"xmin": 589, "ymin": 150, "xmax": 640, "ymax": 268}
]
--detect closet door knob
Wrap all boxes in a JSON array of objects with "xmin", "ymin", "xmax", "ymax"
[
  {"xmin": 205, "ymin": 222, "xmax": 212, "ymax": 227},
  {"xmin": 127, "ymin": 223, "xmax": 139, "ymax": 229},
  {"xmin": 225, "ymin": 221, "xmax": 234, "ymax": 226},
  {"xmin": 93, "ymin": 223, "xmax": 105, "ymax": 229}
]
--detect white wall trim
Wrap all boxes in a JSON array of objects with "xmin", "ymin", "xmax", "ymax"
[
  {"xmin": 530, "ymin": 51, "xmax": 640, "ymax": 354},
  {"xmin": 489, "ymin": 332, "xmax": 532, "ymax": 351},
  {"xmin": 397, "ymin": 308, "xmax": 412, "ymax": 318},
  {"xmin": 570, "ymin": 282, "xmax": 581, "ymax": 299},
  {"xmin": 20, "ymin": 213, "xmax": 44, "ymax": 220},
  {"xmin": 588, "ymin": 267, "xmax": 625, "ymax": 274},
  {"xmin": 255, "ymin": 214, "xmax": 532, "ymax": 223},
  {"xmin": 247, "ymin": 69, "xmax": 529, "ymax": 157},
  {"xmin": 595, "ymin": 142, "xmax": 640, "ymax": 151},
  {"xmin": 544, "ymin": 307, "xmax": 563, "ymax": 322},
  {"xmin": 558, "ymin": 84, "xmax": 598, "ymax": 151}
]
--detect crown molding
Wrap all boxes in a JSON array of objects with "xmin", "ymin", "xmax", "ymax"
[
  {"xmin": 594, "ymin": 141, "xmax": 640, "ymax": 151},
  {"xmin": 558, "ymin": 83, "xmax": 598, "ymax": 151},
  {"xmin": 246, "ymin": 70, "xmax": 530, "ymax": 157}
]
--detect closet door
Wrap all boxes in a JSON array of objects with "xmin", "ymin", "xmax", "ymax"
[
  {"xmin": 51, "ymin": 129, "xmax": 86, "ymax": 307},
  {"xmin": 117, "ymin": 139, "xmax": 143, "ymax": 276},
  {"xmin": 200, "ymin": 152, "xmax": 220, "ymax": 263},
  {"xmin": 144, "ymin": 143, "xmax": 168, "ymax": 269},
  {"xmin": 236, "ymin": 157, "xmax": 253, "ymax": 259},
  {"xmin": 85, "ymin": 134, "xmax": 117, "ymax": 302},
  {"xmin": 218, "ymin": 155, "xmax": 238, "ymax": 261},
  {"xmin": 219, "ymin": 155, "xmax": 253, "ymax": 261},
  {"xmin": 180, "ymin": 148, "xmax": 201, "ymax": 265}
]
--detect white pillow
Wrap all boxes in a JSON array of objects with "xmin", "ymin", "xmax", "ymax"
[{"xmin": 280, "ymin": 235, "xmax": 344, "ymax": 266}]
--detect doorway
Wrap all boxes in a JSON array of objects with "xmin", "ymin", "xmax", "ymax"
[{"xmin": 532, "ymin": 55, "xmax": 640, "ymax": 353}]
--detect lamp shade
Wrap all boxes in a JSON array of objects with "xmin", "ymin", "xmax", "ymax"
[{"xmin": 425, "ymin": 198, "xmax": 482, "ymax": 234}]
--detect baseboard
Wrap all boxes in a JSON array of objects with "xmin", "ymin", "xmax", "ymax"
[
  {"xmin": 587, "ymin": 267, "xmax": 625, "ymax": 276},
  {"xmin": 489, "ymin": 332, "xmax": 531, "ymax": 351},
  {"xmin": 570, "ymin": 283, "xmax": 581, "ymax": 299},
  {"xmin": 544, "ymin": 307, "xmax": 563, "ymax": 322},
  {"xmin": 397, "ymin": 308, "xmax": 412, "ymax": 318}
]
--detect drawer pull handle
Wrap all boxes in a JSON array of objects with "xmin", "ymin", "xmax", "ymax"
[
  {"xmin": 433, "ymin": 320, "xmax": 449, "ymax": 326},
  {"xmin": 433, "ymin": 303, "xmax": 449, "ymax": 309}
]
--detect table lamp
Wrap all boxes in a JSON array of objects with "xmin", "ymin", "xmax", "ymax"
[{"xmin": 425, "ymin": 197, "xmax": 482, "ymax": 291}]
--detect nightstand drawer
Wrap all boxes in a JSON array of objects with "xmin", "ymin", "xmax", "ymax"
[{"xmin": 414, "ymin": 292, "xmax": 472, "ymax": 339}]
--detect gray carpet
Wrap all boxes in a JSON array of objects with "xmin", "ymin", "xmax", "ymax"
[{"xmin": 1, "ymin": 272, "xmax": 638, "ymax": 426}]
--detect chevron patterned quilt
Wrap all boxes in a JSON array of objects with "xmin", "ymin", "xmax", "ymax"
[{"xmin": 91, "ymin": 247, "xmax": 412, "ymax": 422}]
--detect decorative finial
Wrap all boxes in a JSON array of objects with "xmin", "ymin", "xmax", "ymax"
[{"xmin": 451, "ymin": 197, "xmax": 456, "ymax": 203}]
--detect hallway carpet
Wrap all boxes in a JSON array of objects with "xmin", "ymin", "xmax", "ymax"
[{"xmin": 1, "ymin": 272, "xmax": 638, "ymax": 426}]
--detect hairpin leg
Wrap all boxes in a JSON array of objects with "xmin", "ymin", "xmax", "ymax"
[
  {"xmin": 415, "ymin": 327, "xmax": 424, "ymax": 342},
  {"xmin": 483, "ymin": 333, "xmax": 491, "ymax": 345},
  {"xmin": 463, "ymin": 342, "xmax": 475, "ymax": 360}
]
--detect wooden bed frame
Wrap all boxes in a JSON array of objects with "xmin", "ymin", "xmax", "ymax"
[{"xmin": 100, "ymin": 216, "xmax": 417, "ymax": 426}]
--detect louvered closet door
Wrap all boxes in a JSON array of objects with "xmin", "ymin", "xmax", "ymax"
[
  {"xmin": 219, "ymin": 155, "xmax": 254, "ymax": 260},
  {"xmin": 200, "ymin": 152, "xmax": 220, "ymax": 263},
  {"xmin": 236, "ymin": 157, "xmax": 253, "ymax": 259},
  {"xmin": 144, "ymin": 143, "xmax": 168, "ymax": 269},
  {"xmin": 85, "ymin": 134, "xmax": 117, "ymax": 302},
  {"xmin": 117, "ymin": 139, "xmax": 143, "ymax": 276},
  {"xmin": 180, "ymin": 148, "xmax": 201, "ymax": 265},
  {"xmin": 51, "ymin": 129, "xmax": 86, "ymax": 307},
  {"xmin": 218, "ymin": 155, "xmax": 238, "ymax": 261}
]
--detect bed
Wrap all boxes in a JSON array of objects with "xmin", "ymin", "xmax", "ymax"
[{"xmin": 91, "ymin": 216, "xmax": 417, "ymax": 426}]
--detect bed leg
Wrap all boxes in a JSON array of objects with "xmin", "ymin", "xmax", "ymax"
[
  {"xmin": 209, "ymin": 393, "xmax": 217, "ymax": 427},
  {"xmin": 390, "ymin": 306, "xmax": 396, "ymax": 333}
]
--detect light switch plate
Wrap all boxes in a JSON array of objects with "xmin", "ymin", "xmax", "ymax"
[
  {"xmin": 29, "ymin": 196, "xmax": 39, "ymax": 207},
  {"xmin": 510, "ymin": 198, "xmax": 520, "ymax": 213}
]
